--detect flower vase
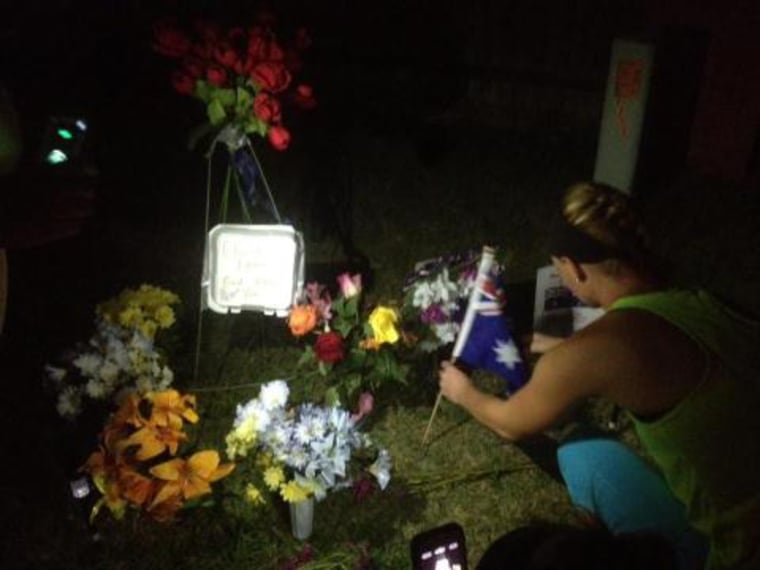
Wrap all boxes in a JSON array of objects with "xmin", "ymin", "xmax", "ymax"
[{"xmin": 289, "ymin": 497, "xmax": 314, "ymax": 540}]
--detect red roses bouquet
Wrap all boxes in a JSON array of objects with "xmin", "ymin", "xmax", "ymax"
[
  {"xmin": 287, "ymin": 273, "xmax": 413, "ymax": 413},
  {"xmin": 153, "ymin": 15, "xmax": 316, "ymax": 150}
]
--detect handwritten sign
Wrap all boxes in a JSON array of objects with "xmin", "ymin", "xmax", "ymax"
[{"xmin": 206, "ymin": 224, "xmax": 304, "ymax": 315}]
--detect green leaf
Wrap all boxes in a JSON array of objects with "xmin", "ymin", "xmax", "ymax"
[
  {"xmin": 324, "ymin": 387, "xmax": 341, "ymax": 407},
  {"xmin": 243, "ymin": 117, "xmax": 268, "ymax": 137},
  {"xmin": 207, "ymin": 99, "xmax": 227, "ymax": 126},
  {"xmin": 235, "ymin": 86, "xmax": 253, "ymax": 114},
  {"xmin": 333, "ymin": 318, "xmax": 355, "ymax": 338},
  {"xmin": 318, "ymin": 360, "xmax": 332, "ymax": 377},
  {"xmin": 194, "ymin": 80, "xmax": 212, "ymax": 100},
  {"xmin": 297, "ymin": 345, "xmax": 315, "ymax": 368},
  {"xmin": 215, "ymin": 87, "xmax": 237, "ymax": 107},
  {"xmin": 345, "ymin": 348, "xmax": 368, "ymax": 369},
  {"xmin": 343, "ymin": 373, "xmax": 363, "ymax": 400}
]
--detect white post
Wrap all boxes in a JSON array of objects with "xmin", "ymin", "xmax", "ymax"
[{"xmin": 593, "ymin": 38, "xmax": 655, "ymax": 194}]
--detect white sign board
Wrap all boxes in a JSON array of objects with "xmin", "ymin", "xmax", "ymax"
[
  {"xmin": 203, "ymin": 224, "xmax": 304, "ymax": 316},
  {"xmin": 533, "ymin": 265, "xmax": 604, "ymax": 337}
]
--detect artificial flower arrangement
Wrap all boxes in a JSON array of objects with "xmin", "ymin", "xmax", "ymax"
[
  {"xmin": 82, "ymin": 389, "xmax": 235, "ymax": 522},
  {"xmin": 153, "ymin": 14, "xmax": 316, "ymax": 151},
  {"xmin": 401, "ymin": 249, "xmax": 483, "ymax": 352},
  {"xmin": 225, "ymin": 380, "xmax": 391, "ymax": 506},
  {"xmin": 45, "ymin": 285, "xmax": 181, "ymax": 419},
  {"xmin": 287, "ymin": 272, "xmax": 412, "ymax": 407}
]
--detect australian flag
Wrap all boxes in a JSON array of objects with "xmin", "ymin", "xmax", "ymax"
[{"xmin": 454, "ymin": 260, "xmax": 528, "ymax": 395}]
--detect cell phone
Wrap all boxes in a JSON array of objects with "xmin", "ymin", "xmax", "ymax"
[{"xmin": 410, "ymin": 522, "xmax": 468, "ymax": 570}]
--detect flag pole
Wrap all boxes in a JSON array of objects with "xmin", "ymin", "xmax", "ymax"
[{"xmin": 422, "ymin": 246, "xmax": 496, "ymax": 445}]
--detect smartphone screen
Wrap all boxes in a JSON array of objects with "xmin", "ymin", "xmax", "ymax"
[{"xmin": 411, "ymin": 522, "xmax": 468, "ymax": 570}]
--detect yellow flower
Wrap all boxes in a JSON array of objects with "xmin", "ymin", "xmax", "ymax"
[
  {"xmin": 245, "ymin": 483, "xmax": 265, "ymax": 505},
  {"xmin": 146, "ymin": 390, "xmax": 199, "ymax": 429},
  {"xmin": 279, "ymin": 479, "xmax": 310, "ymax": 503},
  {"xmin": 138, "ymin": 319, "xmax": 158, "ymax": 339},
  {"xmin": 149, "ymin": 450, "xmax": 235, "ymax": 508},
  {"xmin": 263, "ymin": 465, "xmax": 286, "ymax": 491},
  {"xmin": 368, "ymin": 306, "xmax": 400, "ymax": 345},
  {"xmin": 225, "ymin": 417, "xmax": 258, "ymax": 459},
  {"xmin": 256, "ymin": 452, "xmax": 273, "ymax": 469},
  {"xmin": 154, "ymin": 305, "xmax": 176, "ymax": 328},
  {"xmin": 118, "ymin": 305, "xmax": 143, "ymax": 328}
]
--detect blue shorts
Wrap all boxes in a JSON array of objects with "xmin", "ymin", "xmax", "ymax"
[{"xmin": 557, "ymin": 437, "xmax": 709, "ymax": 570}]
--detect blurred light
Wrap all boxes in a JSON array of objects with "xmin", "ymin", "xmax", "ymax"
[
  {"xmin": 75, "ymin": 119, "xmax": 88, "ymax": 131},
  {"xmin": 69, "ymin": 477, "xmax": 91, "ymax": 499},
  {"xmin": 46, "ymin": 149, "xmax": 68, "ymax": 164},
  {"xmin": 57, "ymin": 128, "xmax": 73, "ymax": 140}
]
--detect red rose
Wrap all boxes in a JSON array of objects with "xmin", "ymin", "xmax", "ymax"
[
  {"xmin": 251, "ymin": 62, "xmax": 291, "ymax": 93},
  {"xmin": 182, "ymin": 57, "xmax": 205, "ymax": 78},
  {"xmin": 233, "ymin": 56, "xmax": 253, "ymax": 76},
  {"xmin": 314, "ymin": 331, "xmax": 344, "ymax": 363},
  {"xmin": 153, "ymin": 22, "xmax": 191, "ymax": 58},
  {"xmin": 293, "ymin": 83, "xmax": 317, "ymax": 110},
  {"xmin": 267, "ymin": 125, "xmax": 291, "ymax": 150},
  {"xmin": 171, "ymin": 71, "xmax": 195, "ymax": 95},
  {"xmin": 247, "ymin": 31, "xmax": 284, "ymax": 63},
  {"xmin": 253, "ymin": 92, "xmax": 282, "ymax": 123},
  {"xmin": 206, "ymin": 65, "xmax": 228, "ymax": 87},
  {"xmin": 214, "ymin": 43, "xmax": 239, "ymax": 68},
  {"xmin": 192, "ymin": 41, "xmax": 214, "ymax": 60}
]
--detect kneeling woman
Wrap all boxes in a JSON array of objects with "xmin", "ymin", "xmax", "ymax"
[{"xmin": 439, "ymin": 182, "xmax": 760, "ymax": 570}]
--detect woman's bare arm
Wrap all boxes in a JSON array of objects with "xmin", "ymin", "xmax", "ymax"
[{"xmin": 439, "ymin": 333, "xmax": 605, "ymax": 440}]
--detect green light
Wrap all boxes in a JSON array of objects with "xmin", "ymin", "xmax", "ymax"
[
  {"xmin": 46, "ymin": 149, "xmax": 68, "ymax": 164},
  {"xmin": 57, "ymin": 128, "xmax": 73, "ymax": 140}
]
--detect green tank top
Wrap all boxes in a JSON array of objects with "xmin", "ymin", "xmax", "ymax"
[{"xmin": 610, "ymin": 290, "xmax": 760, "ymax": 569}]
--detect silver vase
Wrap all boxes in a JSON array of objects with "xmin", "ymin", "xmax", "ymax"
[{"xmin": 289, "ymin": 497, "xmax": 314, "ymax": 540}]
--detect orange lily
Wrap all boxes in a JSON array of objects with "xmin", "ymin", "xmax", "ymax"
[
  {"xmin": 147, "ymin": 491, "xmax": 184, "ymax": 521},
  {"xmin": 145, "ymin": 390, "xmax": 199, "ymax": 429},
  {"xmin": 149, "ymin": 450, "xmax": 235, "ymax": 508},
  {"xmin": 126, "ymin": 423, "xmax": 187, "ymax": 461},
  {"xmin": 117, "ymin": 465, "xmax": 155, "ymax": 507}
]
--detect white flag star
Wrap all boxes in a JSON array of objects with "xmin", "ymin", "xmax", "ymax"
[{"xmin": 493, "ymin": 338, "xmax": 521, "ymax": 369}]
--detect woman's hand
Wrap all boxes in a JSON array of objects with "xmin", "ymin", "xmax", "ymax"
[{"xmin": 438, "ymin": 360, "xmax": 473, "ymax": 405}]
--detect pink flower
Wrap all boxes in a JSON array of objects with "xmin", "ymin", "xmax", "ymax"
[
  {"xmin": 350, "ymin": 391, "xmax": 374, "ymax": 423},
  {"xmin": 336, "ymin": 273, "xmax": 362, "ymax": 299},
  {"xmin": 305, "ymin": 282, "xmax": 332, "ymax": 322}
]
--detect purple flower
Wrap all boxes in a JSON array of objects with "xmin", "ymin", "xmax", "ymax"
[{"xmin": 420, "ymin": 303, "xmax": 448, "ymax": 324}]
